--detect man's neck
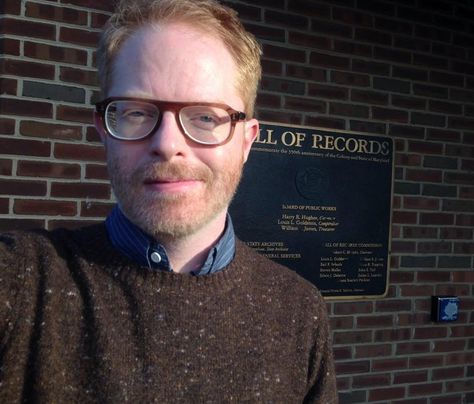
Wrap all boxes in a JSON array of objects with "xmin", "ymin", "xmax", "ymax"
[{"xmin": 158, "ymin": 211, "xmax": 228, "ymax": 274}]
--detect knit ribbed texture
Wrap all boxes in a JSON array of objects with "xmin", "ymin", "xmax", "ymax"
[{"xmin": 0, "ymin": 225, "xmax": 337, "ymax": 403}]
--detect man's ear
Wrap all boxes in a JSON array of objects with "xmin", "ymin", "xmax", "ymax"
[
  {"xmin": 242, "ymin": 118, "xmax": 259, "ymax": 163},
  {"xmin": 94, "ymin": 111, "xmax": 107, "ymax": 144}
]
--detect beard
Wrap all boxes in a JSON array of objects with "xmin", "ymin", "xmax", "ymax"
[{"xmin": 107, "ymin": 154, "xmax": 244, "ymax": 240}]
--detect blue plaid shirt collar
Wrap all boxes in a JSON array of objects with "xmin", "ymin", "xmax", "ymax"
[{"xmin": 105, "ymin": 205, "xmax": 235, "ymax": 275}]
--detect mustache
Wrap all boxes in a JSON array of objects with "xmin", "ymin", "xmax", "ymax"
[{"xmin": 133, "ymin": 162, "xmax": 213, "ymax": 182}]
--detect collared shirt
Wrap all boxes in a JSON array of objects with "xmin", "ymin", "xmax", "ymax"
[{"xmin": 105, "ymin": 205, "xmax": 235, "ymax": 275}]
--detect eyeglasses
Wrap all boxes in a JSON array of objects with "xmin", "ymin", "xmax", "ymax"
[{"xmin": 95, "ymin": 97, "xmax": 247, "ymax": 145}]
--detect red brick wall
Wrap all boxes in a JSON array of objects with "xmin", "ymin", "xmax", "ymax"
[{"xmin": 1, "ymin": 0, "xmax": 473, "ymax": 402}]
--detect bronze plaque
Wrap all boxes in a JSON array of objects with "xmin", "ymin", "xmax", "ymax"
[{"xmin": 230, "ymin": 122, "xmax": 394, "ymax": 299}]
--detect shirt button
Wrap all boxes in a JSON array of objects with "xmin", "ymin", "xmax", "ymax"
[{"xmin": 150, "ymin": 251, "xmax": 162, "ymax": 264}]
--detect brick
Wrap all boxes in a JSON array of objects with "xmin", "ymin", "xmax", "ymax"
[
  {"xmin": 304, "ymin": 116, "xmax": 345, "ymax": 130},
  {"xmin": 257, "ymin": 110, "xmax": 302, "ymax": 125},
  {"xmin": 429, "ymin": 100, "xmax": 463, "ymax": 116},
  {"xmin": 355, "ymin": 28, "xmax": 391, "ymax": 46},
  {"xmin": 391, "ymin": 95, "xmax": 426, "ymax": 110},
  {"xmin": 331, "ymin": 71, "xmax": 369, "ymax": 87},
  {"xmin": 0, "ymin": 179, "xmax": 46, "ymax": 196},
  {"xmin": 0, "ymin": 219, "xmax": 44, "ymax": 232},
  {"xmin": 308, "ymin": 84, "xmax": 348, "ymax": 100},
  {"xmin": 262, "ymin": 44, "xmax": 306, "ymax": 63},
  {"xmin": 423, "ymin": 156, "xmax": 458, "ymax": 170},
  {"xmin": 443, "ymin": 199, "xmax": 474, "ymax": 213},
  {"xmin": 91, "ymin": 11, "xmax": 113, "ymax": 29},
  {"xmin": 333, "ymin": 7, "xmax": 371, "ymax": 26},
  {"xmin": 395, "ymin": 153, "xmax": 421, "ymax": 167},
  {"xmin": 460, "ymin": 186, "xmax": 474, "ymax": 199},
  {"xmin": 419, "ymin": 213, "xmax": 454, "ymax": 225},
  {"xmin": 372, "ymin": 358, "xmax": 408, "ymax": 372},
  {"xmin": 329, "ymin": 103, "xmax": 369, "ymax": 118},
  {"xmin": 422, "ymin": 184, "xmax": 457, "ymax": 198},
  {"xmin": 403, "ymin": 196, "xmax": 440, "ymax": 210},
  {"xmin": 352, "ymin": 59, "xmax": 390, "ymax": 76},
  {"xmin": 373, "ymin": 77, "xmax": 411, "ymax": 94},
  {"xmin": 261, "ymin": 59, "xmax": 283, "ymax": 76},
  {"xmin": 14, "ymin": 199, "xmax": 77, "ymax": 216},
  {"xmin": 411, "ymin": 112, "xmax": 446, "ymax": 127},
  {"xmin": 430, "ymin": 71, "xmax": 465, "ymax": 87},
  {"xmin": 0, "ymin": 98, "xmax": 53, "ymax": 118},
  {"xmin": 396, "ymin": 342, "xmax": 430, "ymax": 355},
  {"xmin": 393, "ymin": 66, "xmax": 428, "ymax": 82},
  {"xmin": 445, "ymin": 144, "xmax": 474, "ymax": 158},
  {"xmin": 0, "ymin": 159, "xmax": 13, "ymax": 175},
  {"xmin": 402, "ymin": 226, "xmax": 437, "ymax": 239},
  {"xmin": 353, "ymin": 373, "xmax": 391, "ymax": 388},
  {"xmin": 310, "ymin": 18, "xmax": 352, "ymax": 38},
  {"xmin": 0, "ymin": 118, "xmax": 15, "ymax": 135},
  {"xmin": 433, "ymin": 340, "xmax": 467, "ymax": 353},
  {"xmin": 288, "ymin": 32, "xmax": 330, "ymax": 50},
  {"xmin": 432, "ymin": 366, "xmax": 465, "ymax": 380},
  {"xmin": 432, "ymin": 42, "xmax": 466, "ymax": 60},
  {"xmin": 392, "ymin": 210, "xmax": 417, "ymax": 224},
  {"xmin": 0, "ymin": 198, "xmax": 8, "ymax": 214},
  {"xmin": 25, "ymin": 3, "xmax": 88, "ymax": 25},
  {"xmin": 374, "ymin": 328, "xmax": 411, "ymax": 342},
  {"xmin": 288, "ymin": 0, "xmax": 330, "ymax": 18},
  {"xmin": 451, "ymin": 326, "xmax": 474, "ymax": 338},
  {"xmin": 338, "ymin": 390, "xmax": 366, "ymax": 403},
  {"xmin": 452, "ymin": 270, "xmax": 474, "ymax": 281},
  {"xmin": 0, "ymin": 18, "xmax": 56, "ymax": 40},
  {"xmin": 400, "ymin": 285, "xmax": 435, "ymax": 297},
  {"xmin": 374, "ymin": 46, "xmax": 411, "ymax": 64},
  {"xmin": 454, "ymin": 242, "xmax": 474, "ymax": 254},
  {"xmin": 357, "ymin": 315, "xmax": 394, "ymax": 328},
  {"xmin": 0, "ymin": 77, "xmax": 17, "ymax": 95},
  {"xmin": 0, "ymin": 38, "xmax": 21, "ymax": 56},
  {"xmin": 284, "ymin": 97, "xmax": 326, "ymax": 113},
  {"xmin": 391, "ymin": 241, "xmax": 416, "ymax": 253},
  {"xmin": 335, "ymin": 360, "xmax": 370, "ymax": 375},
  {"xmin": 413, "ymin": 83, "xmax": 448, "ymax": 99},
  {"xmin": 245, "ymin": 24, "xmax": 285, "ymax": 43},
  {"xmin": 20, "ymin": 121, "xmax": 83, "ymax": 141},
  {"xmin": 0, "ymin": 137, "xmax": 50, "ymax": 157},
  {"xmin": 57, "ymin": 105, "xmax": 95, "ymax": 124},
  {"xmin": 349, "ymin": 120, "xmax": 386, "ymax": 134},
  {"xmin": 417, "ymin": 270, "xmax": 451, "ymax": 282},
  {"xmin": 17, "ymin": 160, "xmax": 81, "ymax": 179},
  {"xmin": 334, "ymin": 301, "xmax": 373, "ymax": 315},
  {"xmin": 450, "ymin": 88, "xmax": 474, "ymax": 103},
  {"xmin": 393, "ymin": 370, "xmax": 428, "ymax": 384},
  {"xmin": 389, "ymin": 124, "xmax": 425, "ymax": 139},
  {"xmin": 408, "ymin": 141, "xmax": 443, "ymax": 155},
  {"xmin": 351, "ymin": 89, "xmax": 388, "ymax": 105},
  {"xmin": 256, "ymin": 93, "xmax": 281, "ymax": 109},
  {"xmin": 332, "ymin": 346, "xmax": 351, "ymax": 361},
  {"xmin": 394, "ymin": 35, "xmax": 431, "ymax": 53},
  {"xmin": 445, "ymin": 172, "xmax": 474, "ymax": 185},
  {"xmin": 333, "ymin": 40, "xmax": 372, "ymax": 57},
  {"xmin": 24, "ymin": 42, "xmax": 87, "ymax": 65},
  {"xmin": 260, "ymin": 78, "xmax": 305, "ymax": 95},
  {"xmin": 54, "ymin": 143, "xmax": 105, "ymax": 162},
  {"xmin": 23, "ymin": 81, "xmax": 85, "ymax": 104},
  {"xmin": 0, "ymin": 59, "xmax": 55, "ymax": 80},
  {"xmin": 330, "ymin": 316, "xmax": 353, "ymax": 330},
  {"xmin": 265, "ymin": 10, "xmax": 309, "ymax": 30},
  {"xmin": 50, "ymin": 182, "xmax": 110, "ymax": 199},
  {"xmin": 440, "ymin": 227, "xmax": 473, "ymax": 240},
  {"xmin": 86, "ymin": 126, "xmax": 102, "ymax": 144},
  {"xmin": 409, "ymin": 382, "xmax": 443, "ymax": 396},
  {"xmin": 228, "ymin": 3, "xmax": 261, "ymax": 21},
  {"xmin": 355, "ymin": 344, "xmax": 391, "ymax": 358},
  {"xmin": 333, "ymin": 330, "xmax": 372, "ymax": 345},
  {"xmin": 285, "ymin": 64, "xmax": 326, "ymax": 82},
  {"xmin": 400, "ymin": 256, "xmax": 436, "ymax": 269},
  {"xmin": 59, "ymin": 0, "xmax": 114, "ymax": 12},
  {"xmin": 426, "ymin": 129, "xmax": 461, "ymax": 142},
  {"xmin": 310, "ymin": 52, "xmax": 350, "ymax": 69},
  {"xmin": 85, "ymin": 164, "xmax": 109, "ymax": 181},
  {"xmin": 410, "ymin": 355, "xmax": 446, "ymax": 369},
  {"xmin": 373, "ymin": 107, "xmax": 408, "ymax": 123},
  {"xmin": 405, "ymin": 168, "xmax": 442, "ymax": 183},
  {"xmin": 81, "ymin": 201, "xmax": 114, "ymax": 217}
]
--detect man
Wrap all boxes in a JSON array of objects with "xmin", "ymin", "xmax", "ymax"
[{"xmin": 0, "ymin": 0, "xmax": 337, "ymax": 402}]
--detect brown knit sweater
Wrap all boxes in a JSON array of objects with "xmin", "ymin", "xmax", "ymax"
[{"xmin": 0, "ymin": 224, "xmax": 337, "ymax": 403}]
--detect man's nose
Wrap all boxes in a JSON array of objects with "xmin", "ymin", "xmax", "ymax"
[{"xmin": 148, "ymin": 111, "xmax": 189, "ymax": 160}]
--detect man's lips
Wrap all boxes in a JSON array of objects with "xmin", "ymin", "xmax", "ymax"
[{"xmin": 143, "ymin": 177, "xmax": 201, "ymax": 192}]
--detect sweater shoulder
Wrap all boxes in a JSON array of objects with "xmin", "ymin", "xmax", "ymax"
[{"xmin": 234, "ymin": 239, "xmax": 325, "ymax": 306}]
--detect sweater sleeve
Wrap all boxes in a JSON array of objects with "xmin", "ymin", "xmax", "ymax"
[{"xmin": 303, "ymin": 292, "xmax": 338, "ymax": 404}]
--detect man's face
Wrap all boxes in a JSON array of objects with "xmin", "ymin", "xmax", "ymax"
[{"xmin": 97, "ymin": 23, "xmax": 257, "ymax": 240}]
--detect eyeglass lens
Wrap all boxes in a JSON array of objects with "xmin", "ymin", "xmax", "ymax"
[{"xmin": 104, "ymin": 100, "xmax": 233, "ymax": 144}]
